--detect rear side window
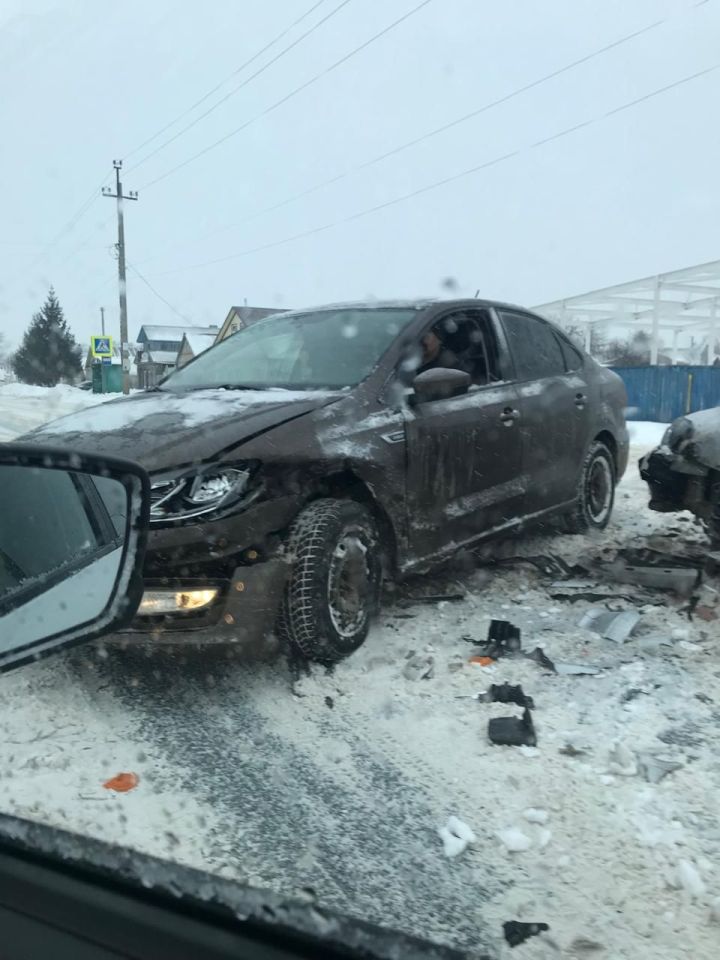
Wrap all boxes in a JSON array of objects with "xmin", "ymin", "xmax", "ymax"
[
  {"xmin": 500, "ymin": 311, "xmax": 566, "ymax": 381},
  {"xmin": 557, "ymin": 335, "xmax": 584, "ymax": 372}
]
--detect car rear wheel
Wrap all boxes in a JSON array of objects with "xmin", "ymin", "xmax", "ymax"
[
  {"xmin": 276, "ymin": 499, "xmax": 381, "ymax": 663},
  {"xmin": 565, "ymin": 441, "xmax": 616, "ymax": 533}
]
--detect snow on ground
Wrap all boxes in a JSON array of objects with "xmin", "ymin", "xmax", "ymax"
[
  {"xmin": 627, "ymin": 420, "xmax": 668, "ymax": 448},
  {"xmin": 2, "ymin": 390, "xmax": 719, "ymax": 957}
]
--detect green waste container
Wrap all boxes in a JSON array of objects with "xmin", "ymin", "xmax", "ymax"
[{"xmin": 91, "ymin": 363, "xmax": 122, "ymax": 394}]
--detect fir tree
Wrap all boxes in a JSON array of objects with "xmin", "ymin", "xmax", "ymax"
[{"xmin": 12, "ymin": 288, "xmax": 82, "ymax": 386}]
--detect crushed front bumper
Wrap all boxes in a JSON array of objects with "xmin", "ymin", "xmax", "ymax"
[
  {"xmin": 113, "ymin": 559, "xmax": 290, "ymax": 653},
  {"xmin": 640, "ymin": 447, "xmax": 709, "ymax": 515}
]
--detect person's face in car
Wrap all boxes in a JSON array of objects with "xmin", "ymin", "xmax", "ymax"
[{"xmin": 421, "ymin": 331, "xmax": 441, "ymax": 365}]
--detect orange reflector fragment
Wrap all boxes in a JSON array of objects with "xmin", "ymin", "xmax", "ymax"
[
  {"xmin": 469, "ymin": 656, "xmax": 494, "ymax": 667},
  {"xmin": 103, "ymin": 772, "xmax": 139, "ymax": 792}
]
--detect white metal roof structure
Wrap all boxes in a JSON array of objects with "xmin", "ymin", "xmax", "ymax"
[{"xmin": 535, "ymin": 258, "xmax": 720, "ymax": 365}]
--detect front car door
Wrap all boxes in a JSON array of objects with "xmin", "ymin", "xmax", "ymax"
[
  {"xmin": 497, "ymin": 309, "xmax": 593, "ymax": 515},
  {"xmin": 403, "ymin": 308, "xmax": 525, "ymax": 565}
]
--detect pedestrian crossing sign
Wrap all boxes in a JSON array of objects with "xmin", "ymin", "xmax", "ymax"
[{"xmin": 91, "ymin": 335, "xmax": 113, "ymax": 358}]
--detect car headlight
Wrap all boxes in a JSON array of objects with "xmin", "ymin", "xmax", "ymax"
[{"xmin": 150, "ymin": 463, "xmax": 259, "ymax": 522}]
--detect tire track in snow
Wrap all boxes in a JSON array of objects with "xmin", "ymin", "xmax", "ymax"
[{"xmin": 103, "ymin": 650, "xmax": 498, "ymax": 953}]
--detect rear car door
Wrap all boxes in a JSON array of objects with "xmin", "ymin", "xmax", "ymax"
[
  {"xmin": 498, "ymin": 309, "xmax": 592, "ymax": 513},
  {"xmin": 404, "ymin": 308, "xmax": 525, "ymax": 562}
]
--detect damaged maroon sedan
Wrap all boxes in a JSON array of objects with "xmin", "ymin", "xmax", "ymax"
[{"xmin": 26, "ymin": 299, "xmax": 628, "ymax": 661}]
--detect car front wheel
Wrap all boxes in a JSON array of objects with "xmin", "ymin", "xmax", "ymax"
[
  {"xmin": 276, "ymin": 499, "xmax": 381, "ymax": 663},
  {"xmin": 565, "ymin": 441, "xmax": 616, "ymax": 533}
]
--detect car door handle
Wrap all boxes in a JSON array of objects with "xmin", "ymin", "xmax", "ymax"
[
  {"xmin": 500, "ymin": 407, "xmax": 520, "ymax": 425},
  {"xmin": 575, "ymin": 393, "xmax": 587, "ymax": 408}
]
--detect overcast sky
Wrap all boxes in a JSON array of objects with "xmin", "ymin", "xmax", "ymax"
[{"xmin": 0, "ymin": 0, "xmax": 718, "ymax": 350}]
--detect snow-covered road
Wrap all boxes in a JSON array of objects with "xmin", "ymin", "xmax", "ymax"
[{"xmin": 1, "ymin": 388, "xmax": 718, "ymax": 959}]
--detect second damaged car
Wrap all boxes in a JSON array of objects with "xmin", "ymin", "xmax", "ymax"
[
  {"xmin": 25, "ymin": 300, "xmax": 628, "ymax": 662},
  {"xmin": 641, "ymin": 408, "xmax": 720, "ymax": 541}
]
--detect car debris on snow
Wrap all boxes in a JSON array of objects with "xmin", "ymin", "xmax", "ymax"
[
  {"xmin": 579, "ymin": 609, "xmax": 641, "ymax": 643},
  {"xmin": 603, "ymin": 558, "xmax": 700, "ymax": 596},
  {"xmin": 552, "ymin": 661, "xmax": 602, "ymax": 676},
  {"xmin": 458, "ymin": 683, "xmax": 534, "ymax": 708},
  {"xmin": 502, "ymin": 920, "xmax": 550, "ymax": 948},
  {"xmin": 402, "ymin": 593, "xmax": 465, "ymax": 606},
  {"xmin": 636, "ymin": 754, "xmax": 684, "ymax": 784},
  {"xmin": 488, "ymin": 707, "xmax": 537, "ymax": 747}
]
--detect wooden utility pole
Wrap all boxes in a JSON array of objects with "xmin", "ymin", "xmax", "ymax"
[{"xmin": 103, "ymin": 161, "xmax": 138, "ymax": 394}]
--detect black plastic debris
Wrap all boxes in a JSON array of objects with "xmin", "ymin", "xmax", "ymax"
[
  {"xmin": 525, "ymin": 646, "xmax": 556, "ymax": 672},
  {"xmin": 488, "ymin": 708, "xmax": 536, "ymax": 747},
  {"xmin": 503, "ymin": 920, "xmax": 550, "ymax": 947},
  {"xmin": 478, "ymin": 553, "xmax": 586, "ymax": 580},
  {"xmin": 473, "ymin": 619, "xmax": 523, "ymax": 658},
  {"xmin": 403, "ymin": 593, "xmax": 465, "ymax": 606},
  {"xmin": 475, "ymin": 683, "xmax": 535, "ymax": 709},
  {"xmin": 469, "ymin": 623, "xmax": 563, "ymax": 675}
]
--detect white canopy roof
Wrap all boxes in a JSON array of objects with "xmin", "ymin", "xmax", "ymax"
[{"xmin": 535, "ymin": 258, "xmax": 720, "ymax": 364}]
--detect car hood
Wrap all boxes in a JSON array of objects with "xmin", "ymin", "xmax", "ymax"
[
  {"xmin": 22, "ymin": 388, "xmax": 343, "ymax": 471},
  {"xmin": 683, "ymin": 406, "xmax": 720, "ymax": 468}
]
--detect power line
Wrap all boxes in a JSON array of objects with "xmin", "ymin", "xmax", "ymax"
[
  {"xmin": 124, "ymin": 0, "xmax": 329, "ymax": 162},
  {"xmin": 128, "ymin": 263, "xmax": 194, "ymax": 325},
  {"xmin": 138, "ymin": 14, "xmax": 668, "ymax": 262},
  {"xmin": 147, "ymin": 61, "xmax": 720, "ymax": 277},
  {"xmin": 22, "ymin": 170, "xmax": 113, "ymax": 277},
  {"xmin": 56, "ymin": 214, "xmax": 115, "ymax": 268},
  {"xmin": 126, "ymin": 0, "xmax": 351, "ymax": 173},
  {"xmin": 139, "ymin": 0, "xmax": 435, "ymax": 190},
  {"xmin": 51, "ymin": 171, "xmax": 113, "ymax": 241}
]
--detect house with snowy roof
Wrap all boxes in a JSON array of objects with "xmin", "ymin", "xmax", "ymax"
[{"xmin": 134, "ymin": 323, "xmax": 219, "ymax": 388}]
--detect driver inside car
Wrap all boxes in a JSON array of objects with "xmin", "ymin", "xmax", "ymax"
[{"xmin": 416, "ymin": 329, "xmax": 463, "ymax": 375}]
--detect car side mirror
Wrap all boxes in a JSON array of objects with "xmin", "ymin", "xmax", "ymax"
[
  {"xmin": 0, "ymin": 445, "xmax": 150, "ymax": 673},
  {"xmin": 412, "ymin": 367, "xmax": 471, "ymax": 403}
]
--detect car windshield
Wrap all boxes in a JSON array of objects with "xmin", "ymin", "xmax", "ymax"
[{"xmin": 162, "ymin": 307, "xmax": 418, "ymax": 390}]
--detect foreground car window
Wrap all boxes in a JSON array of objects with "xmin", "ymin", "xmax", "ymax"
[{"xmin": 164, "ymin": 308, "xmax": 418, "ymax": 390}]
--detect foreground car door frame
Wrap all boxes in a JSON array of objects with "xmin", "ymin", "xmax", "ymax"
[
  {"xmin": 0, "ymin": 445, "xmax": 150, "ymax": 673},
  {"xmin": 402, "ymin": 307, "xmax": 525, "ymax": 565},
  {"xmin": 0, "ymin": 812, "xmax": 473, "ymax": 960}
]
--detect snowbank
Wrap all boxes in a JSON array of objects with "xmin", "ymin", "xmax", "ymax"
[
  {"xmin": 627, "ymin": 421, "xmax": 667, "ymax": 449},
  {"xmin": 0, "ymin": 383, "xmax": 117, "ymax": 441}
]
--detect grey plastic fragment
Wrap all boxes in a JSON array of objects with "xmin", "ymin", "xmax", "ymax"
[
  {"xmin": 636, "ymin": 754, "xmax": 684, "ymax": 783},
  {"xmin": 552, "ymin": 661, "xmax": 602, "ymax": 676},
  {"xmin": 579, "ymin": 609, "xmax": 640, "ymax": 643}
]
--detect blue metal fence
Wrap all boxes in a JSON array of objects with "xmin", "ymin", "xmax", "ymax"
[{"xmin": 610, "ymin": 366, "xmax": 720, "ymax": 422}]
